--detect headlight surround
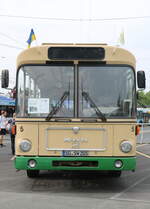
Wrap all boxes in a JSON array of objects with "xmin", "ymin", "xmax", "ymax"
[
  {"xmin": 120, "ymin": 141, "xmax": 132, "ymax": 153},
  {"xmin": 19, "ymin": 139, "xmax": 32, "ymax": 152}
]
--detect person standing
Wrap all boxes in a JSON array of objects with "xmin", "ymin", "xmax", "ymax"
[
  {"xmin": 0, "ymin": 111, "xmax": 8, "ymax": 147},
  {"xmin": 9, "ymin": 113, "xmax": 16, "ymax": 155}
]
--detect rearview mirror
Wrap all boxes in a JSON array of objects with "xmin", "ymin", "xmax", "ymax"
[
  {"xmin": 137, "ymin": 71, "xmax": 145, "ymax": 89},
  {"xmin": 1, "ymin": 69, "xmax": 9, "ymax": 88}
]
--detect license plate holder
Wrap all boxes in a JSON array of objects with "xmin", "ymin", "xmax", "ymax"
[{"xmin": 62, "ymin": 150, "xmax": 88, "ymax": 156}]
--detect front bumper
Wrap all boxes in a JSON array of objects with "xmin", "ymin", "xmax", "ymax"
[{"xmin": 15, "ymin": 156, "xmax": 136, "ymax": 171}]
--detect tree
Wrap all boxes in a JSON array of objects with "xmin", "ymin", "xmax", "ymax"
[{"xmin": 137, "ymin": 91, "xmax": 150, "ymax": 107}]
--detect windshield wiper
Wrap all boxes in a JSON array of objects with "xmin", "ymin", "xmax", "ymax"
[
  {"xmin": 46, "ymin": 91, "xmax": 69, "ymax": 121},
  {"xmin": 82, "ymin": 91, "xmax": 106, "ymax": 122}
]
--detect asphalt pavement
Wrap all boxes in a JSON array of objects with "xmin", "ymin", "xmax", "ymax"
[
  {"xmin": 0, "ymin": 134, "xmax": 150, "ymax": 209},
  {"xmin": 137, "ymin": 125, "xmax": 150, "ymax": 144}
]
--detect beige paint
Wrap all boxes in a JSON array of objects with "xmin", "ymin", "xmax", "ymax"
[
  {"xmin": 113, "ymin": 124, "xmax": 136, "ymax": 156},
  {"xmin": 16, "ymin": 122, "xmax": 38, "ymax": 156},
  {"xmin": 16, "ymin": 122, "xmax": 136, "ymax": 157},
  {"xmin": 16, "ymin": 44, "xmax": 136, "ymax": 69},
  {"xmin": 38, "ymin": 123, "xmax": 113, "ymax": 156}
]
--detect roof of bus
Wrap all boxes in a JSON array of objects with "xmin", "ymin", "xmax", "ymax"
[{"xmin": 16, "ymin": 43, "xmax": 136, "ymax": 69}]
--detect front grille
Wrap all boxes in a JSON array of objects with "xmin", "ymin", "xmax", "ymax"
[{"xmin": 52, "ymin": 161, "xmax": 98, "ymax": 167}]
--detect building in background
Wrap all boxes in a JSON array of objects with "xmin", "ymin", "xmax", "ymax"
[{"xmin": 0, "ymin": 95, "xmax": 15, "ymax": 117}]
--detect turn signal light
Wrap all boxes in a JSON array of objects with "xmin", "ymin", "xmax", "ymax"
[{"xmin": 135, "ymin": 125, "xmax": 140, "ymax": 135}]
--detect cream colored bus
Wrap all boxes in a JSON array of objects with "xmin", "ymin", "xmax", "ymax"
[{"xmin": 2, "ymin": 44, "xmax": 145, "ymax": 178}]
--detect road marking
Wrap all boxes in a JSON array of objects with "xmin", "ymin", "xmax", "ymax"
[
  {"xmin": 111, "ymin": 197, "xmax": 150, "ymax": 204},
  {"xmin": 136, "ymin": 143, "xmax": 150, "ymax": 158},
  {"xmin": 136, "ymin": 151, "xmax": 150, "ymax": 158},
  {"xmin": 10, "ymin": 156, "xmax": 16, "ymax": 160},
  {"xmin": 141, "ymin": 130, "xmax": 150, "ymax": 133},
  {"xmin": 110, "ymin": 174, "xmax": 150, "ymax": 200},
  {"xmin": 136, "ymin": 144, "xmax": 148, "ymax": 148}
]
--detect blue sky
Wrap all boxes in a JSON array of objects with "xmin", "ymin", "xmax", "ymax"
[{"xmin": 0, "ymin": 0, "xmax": 150, "ymax": 93}]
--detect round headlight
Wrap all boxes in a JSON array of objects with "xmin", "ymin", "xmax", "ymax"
[
  {"xmin": 19, "ymin": 139, "xmax": 32, "ymax": 152},
  {"xmin": 120, "ymin": 141, "xmax": 132, "ymax": 153},
  {"xmin": 114, "ymin": 160, "xmax": 123, "ymax": 168},
  {"xmin": 28, "ymin": 159, "xmax": 36, "ymax": 168}
]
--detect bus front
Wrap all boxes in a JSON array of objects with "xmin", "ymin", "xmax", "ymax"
[{"xmin": 15, "ymin": 44, "xmax": 138, "ymax": 178}]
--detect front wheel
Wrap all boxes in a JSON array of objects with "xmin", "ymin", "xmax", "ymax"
[
  {"xmin": 108, "ymin": 171, "xmax": 122, "ymax": 177},
  {"xmin": 26, "ymin": 170, "xmax": 40, "ymax": 178}
]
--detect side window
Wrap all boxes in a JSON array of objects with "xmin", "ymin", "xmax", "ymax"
[{"xmin": 17, "ymin": 68, "xmax": 25, "ymax": 116}]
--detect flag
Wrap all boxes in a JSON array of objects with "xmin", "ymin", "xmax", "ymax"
[
  {"xmin": 117, "ymin": 30, "xmax": 125, "ymax": 46},
  {"xmin": 27, "ymin": 29, "xmax": 36, "ymax": 48}
]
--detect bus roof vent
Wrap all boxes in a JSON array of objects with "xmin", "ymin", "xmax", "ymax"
[{"xmin": 42, "ymin": 43, "xmax": 107, "ymax": 46}]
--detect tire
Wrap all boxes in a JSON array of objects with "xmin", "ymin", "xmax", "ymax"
[
  {"xmin": 108, "ymin": 171, "xmax": 122, "ymax": 177},
  {"xmin": 26, "ymin": 170, "xmax": 40, "ymax": 178}
]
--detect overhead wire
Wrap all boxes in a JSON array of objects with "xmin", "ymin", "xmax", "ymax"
[
  {"xmin": 0, "ymin": 14, "xmax": 150, "ymax": 22},
  {"xmin": 0, "ymin": 31, "xmax": 26, "ymax": 46},
  {"xmin": 0, "ymin": 13, "xmax": 149, "ymax": 50},
  {"xmin": 0, "ymin": 43, "xmax": 24, "ymax": 50},
  {"xmin": 0, "ymin": 13, "xmax": 149, "ymax": 53}
]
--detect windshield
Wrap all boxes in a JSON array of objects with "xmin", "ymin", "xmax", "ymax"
[
  {"xmin": 17, "ymin": 65, "xmax": 74, "ymax": 117},
  {"xmin": 79, "ymin": 65, "xmax": 135, "ymax": 118},
  {"xmin": 17, "ymin": 65, "xmax": 135, "ymax": 118}
]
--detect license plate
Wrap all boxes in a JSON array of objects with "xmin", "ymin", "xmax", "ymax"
[{"xmin": 62, "ymin": 150, "xmax": 88, "ymax": 156}]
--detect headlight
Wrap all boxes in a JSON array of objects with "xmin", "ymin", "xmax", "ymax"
[
  {"xmin": 28, "ymin": 159, "xmax": 37, "ymax": 168},
  {"xmin": 19, "ymin": 139, "xmax": 32, "ymax": 152},
  {"xmin": 120, "ymin": 141, "xmax": 132, "ymax": 153},
  {"xmin": 114, "ymin": 160, "xmax": 123, "ymax": 168}
]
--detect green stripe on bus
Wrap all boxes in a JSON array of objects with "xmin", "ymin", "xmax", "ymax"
[{"xmin": 15, "ymin": 156, "xmax": 136, "ymax": 171}]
